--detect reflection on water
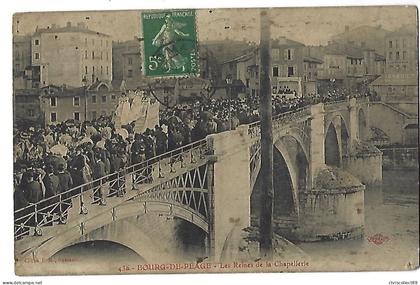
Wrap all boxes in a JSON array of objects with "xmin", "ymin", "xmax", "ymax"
[{"xmin": 298, "ymin": 169, "xmax": 419, "ymax": 271}]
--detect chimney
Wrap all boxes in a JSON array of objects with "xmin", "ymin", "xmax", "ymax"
[
  {"xmin": 66, "ymin": 21, "xmax": 71, "ymax": 28},
  {"xmin": 345, "ymin": 25, "xmax": 349, "ymax": 33}
]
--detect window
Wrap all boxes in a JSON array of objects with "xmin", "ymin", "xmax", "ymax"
[
  {"xmin": 403, "ymin": 51, "xmax": 407, "ymax": 60},
  {"xmin": 389, "ymin": 41, "xmax": 392, "ymax": 48},
  {"xmin": 284, "ymin": 48, "xmax": 294, "ymax": 60},
  {"xmin": 91, "ymin": 95, "xmax": 97, "ymax": 103},
  {"xmin": 396, "ymin": 51, "xmax": 400, "ymax": 60},
  {"xmin": 92, "ymin": 66, "xmax": 95, "ymax": 74},
  {"xmin": 85, "ymin": 50, "xmax": 88, "ymax": 59},
  {"xmin": 85, "ymin": 38, "xmax": 87, "ymax": 45},
  {"xmin": 106, "ymin": 66, "xmax": 109, "ymax": 75},
  {"xmin": 74, "ymin": 112, "xmax": 80, "ymax": 121},
  {"xmin": 85, "ymin": 66, "xmax": 88, "ymax": 74},
  {"xmin": 91, "ymin": 111, "xmax": 97, "ymax": 120},
  {"xmin": 101, "ymin": 95, "xmax": 107, "ymax": 103},
  {"xmin": 128, "ymin": 57, "xmax": 133, "ymax": 65},
  {"xmin": 101, "ymin": 52, "xmax": 103, "ymax": 60},
  {"xmin": 127, "ymin": 69, "xmax": 133, "ymax": 78},
  {"xmin": 272, "ymin": 66, "xmax": 279, "ymax": 77},
  {"xmin": 287, "ymin": 66, "xmax": 295, "ymax": 77},
  {"xmin": 54, "ymin": 35, "xmax": 58, "ymax": 40},
  {"xmin": 50, "ymin": 97, "xmax": 57, "ymax": 107},
  {"xmin": 50, "ymin": 112, "xmax": 57, "ymax": 122},
  {"xmin": 73, "ymin": 96, "xmax": 80, "ymax": 107},
  {"xmin": 395, "ymin": 40, "xmax": 399, "ymax": 49},
  {"xmin": 403, "ymin": 39, "xmax": 406, "ymax": 48},
  {"xmin": 34, "ymin": 39, "xmax": 39, "ymax": 45},
  {"xmin": 92, "ymin": 51, "xmax": 95, "ymax": 59},
  {"xmin": 34, "ymin": 53, "xmax": 40, "ymax": 60},
  {"xmin": 111, "ymin": 95, "xmax": 116, "ymax": 101},
  {"xmin": 101, "ymin": 66, "xmax": 103, "ymax": 75},
  {"xmin": 388, "ymin": 52, "xmax": 393, "ymax": 60}
]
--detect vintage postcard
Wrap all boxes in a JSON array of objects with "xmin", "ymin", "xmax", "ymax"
[{"xmin": 12, "ymin": 6, "xmax": 418, "ymax": 276}]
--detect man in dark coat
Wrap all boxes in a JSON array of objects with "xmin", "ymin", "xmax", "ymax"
[
  {"xmin": 92, "ymin": 150, "xmax": 107, "ymax": 205},
  {"xmin": 42, "ymin": 164, "xmax": 60, "ymax": 225},
  {"xmin": 21, "ymin": 171, "xmax": 43, "ymax": 230},
  {"xmin": 56, "ymin": 163, "xmax": 73, "ymax": 221},
  {"xmin": 14, "ymin": 179, "xmax": 30, "ymax": 238},
  {"xmin": 23, "ymin": 171, "xmax": 43, "ymax": 204},
  {"xmin": 154, "ymin": 126, "xmax": 168, "ymax": 155}
]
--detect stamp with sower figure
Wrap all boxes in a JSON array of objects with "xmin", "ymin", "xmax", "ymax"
[{"xmin": 142, "ymin": 10, "xmax": 199, "ymax": 77}]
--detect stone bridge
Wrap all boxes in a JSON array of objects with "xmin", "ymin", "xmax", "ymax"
[{"xmin": 14, "ymin": 97, "xmax": 382, "ymax": 271}]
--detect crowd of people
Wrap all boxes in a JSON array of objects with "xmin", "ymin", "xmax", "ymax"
[
  {"xmin": 272, "ymin": 85, "xmax": 297, "ymax": 95},
  {"xmin": 13, "ymin": 85, "xmax": 372, "ymax": 236}
]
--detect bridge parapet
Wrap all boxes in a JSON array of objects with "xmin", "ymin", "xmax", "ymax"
[{"xmin": 247, "ymin": 106, "xmax": 311, "ymax": 141}]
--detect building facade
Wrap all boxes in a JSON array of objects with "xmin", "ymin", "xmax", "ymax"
[
  {"xmin": 13, "ymin": 89, "xmax": 42, "ymax": 125},
  {"xmin": 40, "ymin": 83, "xmax": 121, "ymax": 125},
  {"xmin": 303, "ymin": 57, "xmax": 323, "ymax": 96},
  {"xmin": 31, "ymin": 22, "xmax": 112, "ymax": 88},
  {"xmin": 112, "ymin": 39, "xmax": 144, "ymax": 89},
  {"xmin": 370, "ymin": 25, "xmax": 418, "ymax": 100}
]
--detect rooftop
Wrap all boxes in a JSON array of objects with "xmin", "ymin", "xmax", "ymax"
[
  {"xmin": 34, "ymin": 23, "xmax": 110, "ymax": 37},
  {"xmin": 370, "ymin": 75, "xmax": 418, "ymax": 86},
  {"xmin": 272, "ymin": 37, "xmax": 305, "ymax": 47}
]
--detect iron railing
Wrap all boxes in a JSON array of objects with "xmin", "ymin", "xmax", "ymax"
[
  {"xmin": 380, "ymin": 147, "xmax": 419, "ymax": 169},
  {"xmin": 14, "ymin": 139, "xmax": 210, "ymax": 240}
]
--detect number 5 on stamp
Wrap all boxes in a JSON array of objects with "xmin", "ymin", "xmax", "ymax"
[{"xmin": 142, "ymin": 10, "xmax": 199, "ymax": 77}]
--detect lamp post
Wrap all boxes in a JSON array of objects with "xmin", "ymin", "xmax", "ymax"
[
  {"xmin": 225, "ymin": 76, "xmax": 233, "ymax": 130},
  {"xmin": 259, "ymin": 8, "xmax": 274, "ymax": 260}
]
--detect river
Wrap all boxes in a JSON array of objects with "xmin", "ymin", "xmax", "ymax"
[{"xmin": 297, "ymin": 169, "xmax": 419, "ymax": 271}]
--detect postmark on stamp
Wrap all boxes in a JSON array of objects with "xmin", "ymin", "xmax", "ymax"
[{"xmin": 142, "ymin": 10, "xmax": 199, "ymax": 77}]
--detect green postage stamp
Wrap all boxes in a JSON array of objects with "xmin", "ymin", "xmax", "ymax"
[{"xmin": 142, "ymin": 10, "xmax": 199, "ymax": 77}]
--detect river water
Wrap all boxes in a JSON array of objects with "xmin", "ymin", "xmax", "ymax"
[{"xmin": 297, "ymin": 169, "xmax": 419, "ymax": 271}]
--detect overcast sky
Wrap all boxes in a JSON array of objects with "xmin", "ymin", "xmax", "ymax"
[{"xmin": 13, "ymin": 6, "xmax": 417, "ymax": 45}]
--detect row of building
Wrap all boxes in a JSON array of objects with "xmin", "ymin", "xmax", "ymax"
[
  {"xmin": 219, "ymin": 24, "xmax": 417, "ymax": 100},
  {"xmin": 13, "ymin": 22, "xmax": 418, "ymax": 126}
]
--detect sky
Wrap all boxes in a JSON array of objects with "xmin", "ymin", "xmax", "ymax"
[{"xmin": 13, "ymin": 6, "xmax": 417, "ymax": 45}]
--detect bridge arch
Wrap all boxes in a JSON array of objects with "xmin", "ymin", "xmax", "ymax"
[
  {"xmin": 52, "ymin": 240, "xmax": 146, "ymax": 263},
  {"xmin": 31, "ymin": 207, "xmax": 207, "ymax": 262},
  {"xmin": 251, "ymin": 135, "xmax": 308, "ymax": 221},
  {"xmin": 340, "ymin": 117, "xmax": 350, "ymax": 157},
  {"xmin": 358, "ymin": 108, "xmax": 368, "ymax": 141},
  {"xmin": 325, "ymin": 122, "xmax": 341, "ymax": 167},
  {"xmin": 20, "ymin": 192, "xmax": 209, "ymax": 262}
]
